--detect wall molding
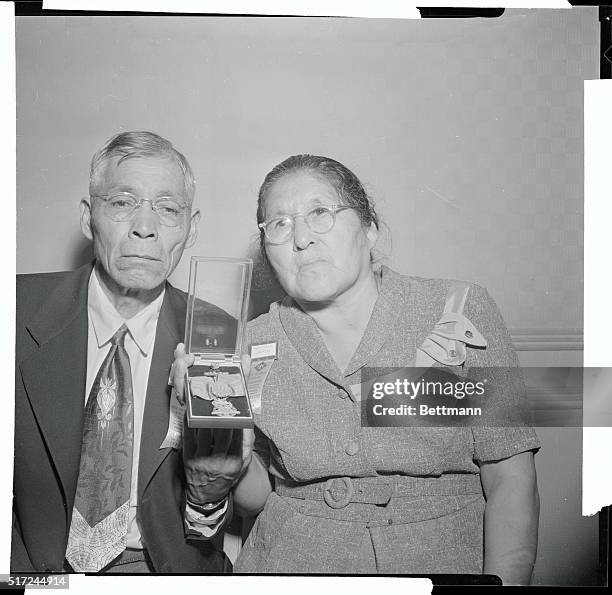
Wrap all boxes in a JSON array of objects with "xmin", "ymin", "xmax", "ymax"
[{"xmin": 509, "ymin": 329, "xmax": 583, "ymax": 352}]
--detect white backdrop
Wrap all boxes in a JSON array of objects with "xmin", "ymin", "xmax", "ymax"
[{"xmin": 16, "ymin": 9, "xmax": 594, "ymax": 330}]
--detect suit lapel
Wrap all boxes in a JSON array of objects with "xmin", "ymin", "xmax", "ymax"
[
  {"xmin": 19, "ymin": 264, "xmax": 92, "ymax": 524},
  {"xmin": 138, "ymin": 285, "xmax": 184, "ymax": 499},
  {"xmin": 20, "ymin": 272, "xmax": 186, "ymax": 518}
]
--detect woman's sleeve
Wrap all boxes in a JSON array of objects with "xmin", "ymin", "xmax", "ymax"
[{"xmin": 463, "ymin": 283, "xmax": 541, "ymax": 463}]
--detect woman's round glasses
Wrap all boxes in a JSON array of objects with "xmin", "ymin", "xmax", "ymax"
[{"xmin": 258, "ymin": 205, "xmax": 355, "ymax": 245}]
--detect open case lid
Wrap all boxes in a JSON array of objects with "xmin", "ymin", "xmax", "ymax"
[{"xmin": 184, "ymin": 256, "xmax": 253, "ymax": 359}]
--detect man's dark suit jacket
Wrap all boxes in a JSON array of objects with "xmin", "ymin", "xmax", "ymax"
[{"xmin": 13, "ymin": 262, "xmax": 234, "ymax": 573}]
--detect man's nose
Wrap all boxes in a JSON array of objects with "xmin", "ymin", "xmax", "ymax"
[
  {"xmin": 128, "ymin": 201, "xmax": 159, "ymax": 240},
  {"xmin": 292, "ymin": 216, "xmax": 314, "ymax": 251}
]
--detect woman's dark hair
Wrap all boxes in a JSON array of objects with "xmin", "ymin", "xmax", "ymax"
[{"xmin": 256, "ymin": 154, "xmax": 379, "ymax": 248}]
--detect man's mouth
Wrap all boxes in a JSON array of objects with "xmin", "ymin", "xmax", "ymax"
[{"xmin": 121, "ymin": 254, "xmax": 161, "ymax": 261}]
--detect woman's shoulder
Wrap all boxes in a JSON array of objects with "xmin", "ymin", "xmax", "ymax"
[
  {"xmin": 247, "ymin": 300, "xmax": 283, "ymax": 343},
  {"xmin": 398, "ymin": 272, "xmax": 511, "ymax": 349},
  {"xmin": 385, "ymin": 267, "xmax": 489, "ymax": 305},
  {"xmin": 392, "ymin": 270, "xmax": 513, "ymax": 364},
  {"xmin": 398, "ymin": 271, "xmax": 483, "ymax": 290},
  {"xmin": 248, "ymin": 309, "xmax": 274, "ymax": 331}
]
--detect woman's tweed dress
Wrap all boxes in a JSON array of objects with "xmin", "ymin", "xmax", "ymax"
[{"xmin": 235, "ymin": 267, "xmax": 540, "ymax": 574}]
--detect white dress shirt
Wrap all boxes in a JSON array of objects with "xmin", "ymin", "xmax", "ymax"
[{"xmin": 86, "ymin": 268, "xmax": 227, "ymax": 548}]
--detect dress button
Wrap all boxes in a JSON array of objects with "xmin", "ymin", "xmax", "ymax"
[
  {"xmin": 344, "ymin": 439, "xmax": 360, "ymax": 456},
  {"xmin": 337, "ymin": 390, "xmax": 348, "ymax": 399}
]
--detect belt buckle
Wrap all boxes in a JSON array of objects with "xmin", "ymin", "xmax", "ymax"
[{"xmin": 323, "ymin": 477, "xmax": 354, "ymax": 509}]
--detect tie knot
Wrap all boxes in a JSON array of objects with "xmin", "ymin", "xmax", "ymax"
[{"xmin": 111, "ymin": 324, "xmax": 129, "ymax": 347}]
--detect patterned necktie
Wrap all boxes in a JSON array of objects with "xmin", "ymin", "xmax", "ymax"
[{"xmin": 66, "ymin": 324, "xmax": 134, "ymax": 572}]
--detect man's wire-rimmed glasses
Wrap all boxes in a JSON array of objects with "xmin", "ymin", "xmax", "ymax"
[
  {"xmin": 91, "ymin": 192, "xmax": 189, "ymax": 227},
  {"xmin": 258, "ymin": 204, "xmax": 355, "ymax": 245}
]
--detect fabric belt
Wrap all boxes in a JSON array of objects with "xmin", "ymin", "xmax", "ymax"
[{"xmin": 275, "ymin": 474, "xmax": 482, "ymax": 510}]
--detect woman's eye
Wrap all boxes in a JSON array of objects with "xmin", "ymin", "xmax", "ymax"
[
  {"xmin": 310, "ymin": 206, "xmax": 331, "ymax": 219},
  {"xmin": 271, "ymin": 218, "xmax": 291, "ymax": 230}
]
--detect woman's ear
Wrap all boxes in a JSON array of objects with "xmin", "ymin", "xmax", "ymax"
[{"xmin": 366, "ymin": 221, "xmax": 379, "ymax": 249}]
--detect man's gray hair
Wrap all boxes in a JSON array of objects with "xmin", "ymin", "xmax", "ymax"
[{"xmin": 89, "ymin": 130, "xmax": 196, "ymax": 203}]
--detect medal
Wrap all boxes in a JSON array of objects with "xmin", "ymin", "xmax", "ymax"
[
  {"xmin": 190, "ymin": 368, "xmax": 243, "ymax": 417},
  {"xmin": 211, "ymin": 397, "xmax": 240, "ymax": 417}
]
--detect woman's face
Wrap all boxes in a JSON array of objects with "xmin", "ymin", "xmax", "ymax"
[{"xmin": 262, "ymin": 170, "xmax": 378, "ymax": 304}]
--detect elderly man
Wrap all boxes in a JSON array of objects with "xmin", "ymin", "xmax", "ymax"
[{"xmin": 12, "ymin": 131, "xmax": 235, "ymax": 574}]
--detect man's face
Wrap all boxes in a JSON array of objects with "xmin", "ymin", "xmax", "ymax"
[{"xmin": 81, "ymin": 155, "xmax": 199, "ymax": 295}]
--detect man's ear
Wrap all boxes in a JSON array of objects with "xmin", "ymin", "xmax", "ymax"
[
  {"xmin": 80, "ymin": 198, "xmax": 94, "ymax": 241},
  {"xmin": 185, "ymin": 208, "xmax": 201, "ymax": 249}
]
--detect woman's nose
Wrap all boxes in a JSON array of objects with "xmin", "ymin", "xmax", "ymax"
[{"xmin": 292, "ymin": 216, "xmax": 314, "ymax": 250}]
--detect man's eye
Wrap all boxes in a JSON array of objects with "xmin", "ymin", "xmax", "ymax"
[
  {"xmin": 156, "ymin": 201, "xmax": 182, "ymax": 216},
  {"xmin": 108, "ymin": 197, "xmax": 136, "ymax": 209}
]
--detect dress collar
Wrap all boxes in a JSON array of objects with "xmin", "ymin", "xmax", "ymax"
[
  {"xmin": 344, "ymin": 266, "xmax": 406, "ymax": 375},
  {"xmin": 277, "ymin": 266, "xmax": 408, "ymax": 384}
]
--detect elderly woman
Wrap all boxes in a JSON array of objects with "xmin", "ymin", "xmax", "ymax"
[{"xmin": 179, "ymin": 155, "xmax": 540, "ymax": 582}]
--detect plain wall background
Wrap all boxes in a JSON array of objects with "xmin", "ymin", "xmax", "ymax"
[
  {"xmin": 16, "ymin": 10, "xmax": 592, "ymax": 330},
  {"xmin": 15, "ymin": 9, "xmax": 599, "ymax": 584}
]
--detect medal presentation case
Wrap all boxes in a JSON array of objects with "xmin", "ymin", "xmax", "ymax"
[{"xmin": 184, "ymin": 257, "xmax": 253, "ymax": 428}]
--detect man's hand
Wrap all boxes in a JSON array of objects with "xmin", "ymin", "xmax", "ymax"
[
  {"xmin": 183, "ymin": 426, "xmax": 254, "ymax": 504},
  {"xmin": 171, "ymin": 343, "xmax": 195, "ymax": 406},
  {"xmin": 172, "ymin": 342, "xmax": 254, "ymax": 504}
]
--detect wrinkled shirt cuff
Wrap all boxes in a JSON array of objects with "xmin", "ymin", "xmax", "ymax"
[{"xmin": 184, "ymin": 497, "xmax": 229, "ymax": 539}]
